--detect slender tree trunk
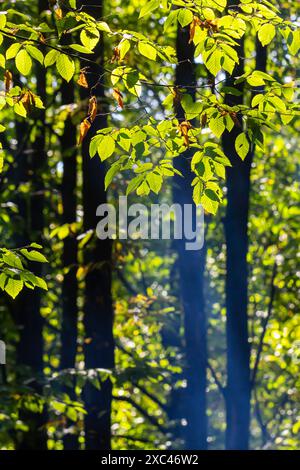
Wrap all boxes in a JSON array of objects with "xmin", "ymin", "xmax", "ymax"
[
  {"xmin": 13, "ymin": 0, "xmax": 48, "ymax": 449},
  {"xmin": 222, "ymin": 21, "xmax": 267, "ymax": 449},
  {"xmin": 79, "ymin": 0, "xmax": 114, "ymax": 450},
  {"xmin": 60, "ymin": 78, "xmax": 79, "ymax": 449},
  {"xmin": 173, "ymin": 25, "xmax": 207, "ymax": 450}
]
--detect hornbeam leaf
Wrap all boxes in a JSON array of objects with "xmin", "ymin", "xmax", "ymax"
[
  {"xmin": 258, "ymin": 23, "xmax": 275, "ymax": 47},
  {"xmin": 56, "ymin": 53, "xmax": 75, "ymax": 82},
  {"xmin": 235, "ymin": 132, "xmax": 250, "ymax": 160},
  {"xmin": 97, "ymin": 135, "xmax": 116, "ymax": 161},
  {"xmin": 139, "ymin": 0, "xmax": 159, "ymax": 18},
  {"xmin": 5, "ymin": 279, "xmax": 24, "ymax": 299},
  {"xmin": 138, "ymin": 41, "xmax": 157, "ymax": 61},
  {"xmin": 15, "ymin": 49, "xmax": 32, "ymax": 76},
  {"xmin": 178, "ymin": 9, "xmax": 193, "ymax": 28}
]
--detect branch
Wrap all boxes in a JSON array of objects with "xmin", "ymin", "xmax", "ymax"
[{"xmin": 207, "ymin": 361, "xmax": 226, "ymax": 399}]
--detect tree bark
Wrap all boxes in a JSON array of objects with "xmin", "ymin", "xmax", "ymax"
[
  {"xmin": 79, "ymin": 0, "xmax": 114, "ymax": 450},
  {"xmin": 172, "ymin": 25, "xmax": 207, "ymax": 450},
  {"xmin": 222, "ymin": 21, "xmax": 267, "ymax": 449}
]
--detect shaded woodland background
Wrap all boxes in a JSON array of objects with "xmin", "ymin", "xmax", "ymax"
[{"xmin": 0, "ymin": 0, "xmax": 299, "ymax": 451}]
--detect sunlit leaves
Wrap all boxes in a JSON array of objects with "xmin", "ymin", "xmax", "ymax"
[
  {"xmin": 177, "ymin": 9, "xmax": 193, "ymax": 28},
  {"xmin": 235, "ymin": 132, "xmax": 250, "ymax": 160},
  {"xmin": 80, "ymin": 27, "xmax": 100, "ymax": 50},
  {"xmin": 0, "ymin": 12, "xmax": 7, "ymax": 29},
  {"xmin": 4, "ymin": 279, "xmax": 24, "ymax": 299},
  {"xmin": 92, "ymin": 134, "xmax": 116, "ymax": 161},
  {"xmin": 15, "ymin": 49, "xmax": 32, "ymax": 76},
  {"xmin": 209, "ymin": 116, "xmax": 225, "ymax": 139},
  {"xmin": 258, "ymin": 23, "xmax": 276, "ymax": 46},
  {"xmin": 0, "ymin": 245, "xmax": 48, "ymax": 299},
  {"xmin": 203, "ymin": 46, "xmax": 222, "ymax": 76},
  {"xmin": 56, "ymin": 53, "xmax": 75, "ymax": 82},
  {"xmin": 191, "ymin": 143, "xmax": 230, "ymax": 213},
  {"xmin": 44, "ymin": 49, "xmax": 57, "ymax": 67},
  {"xmin": 26, "ymin": 45, "xmax": 44, "ymax": 65},
  {"xmin": 20, "ymin": 249, "xmax": 48, "ymax": 263},
  {"xmin": 138, "ymin": 41, "xmax": 157, "ymax": 61},
  {"xmin": 6, "ymin": 43, "xmax": 21, "ymax": 60},
  {"xmin": 139, "ymin": 0, "xmax": 160, "ymax": 19}
]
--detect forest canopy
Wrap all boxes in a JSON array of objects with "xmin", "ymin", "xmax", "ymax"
[{"xmin": 0, "ymin": 0, "xmax": 299, "ymax": 452}]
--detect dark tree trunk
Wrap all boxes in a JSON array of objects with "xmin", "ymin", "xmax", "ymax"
[
  {"xmin": 172, "ymin": 25, "xmax": 207, "ymax": 450},
  {"xmin": 13, "ymin": 0, "xmax": 48, "ymax": 449},
  {"xmin": 222, "ymin": 37, "xmax": 250, "ymax": 449},
  {"xmin": 60, "ymin": 77, "xmax": 79, "ymax": 449},
  {"xmin": 79, "ymin": 0, "xmax": 114, "ymax": 450},
  {"xmin": 222, "ymin": 21, "xmax": 267, "ymax": 449}
]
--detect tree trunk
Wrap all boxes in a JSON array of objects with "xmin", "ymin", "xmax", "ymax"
[
  {"xmin": 222, "ymin": 25, "xmax": 267, "ymax": 448},
  {"xmin": 79, "ymin": 0, "xmax": 114, "ymax": 450},
  {"xmin": 173, "ymin": 24, "xmax": 207, "ymax": 450},
  {"xmin": 60, "ymin": 77, "xmax": 79, "ymax": 449}
]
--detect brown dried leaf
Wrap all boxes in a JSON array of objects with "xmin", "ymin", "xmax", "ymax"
[
  {"xmin": 178, "ymin": 120, "xmax": 192, "ymax": 147},
  {"xmin": 111, "ymin": 46, "xmax": 120, "ymax": 64},
  {"xmin": 78, "ymin": 118, "xmax": 91, "ymax": 146},
  {"xmin": 77, "ymin": 71, "xmax": 89, "ymax": 88},
  {"xmin": 112, "ymin": 88, "xmax": 124, "ymax": 108},
  {"xmin": 189, "ymin": 17, "xmax": 200, "ymax": 44},
  {"xmin": 88, "ymin": 96, "xmax": 97, "ymax": 122},
  {"xmin": 55, "ymin": 8, "xmax": 63, "ymax": 19},
  {"xmin": 4, "ymin": 70, "xmax": 13, "ymax": 93}
]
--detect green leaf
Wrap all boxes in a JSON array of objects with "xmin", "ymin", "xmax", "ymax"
[
  {"xmin": 26, "ymin": 45, "xmax": 44, "ymax": 65},
  {"xmin": 178, "ymin": 9, "xmax": 193, "ymax": 28},
  {"xmin": 0, "ymin": 53, "xmax": 5, "ymax": 69},
  {"xmin": 56, "ymin": 53, "xmax": 75, "ymax": 82},
  {"xmin": 235, "ymin": 132, "xmax": 250, "ymax": 160},
  {"xmin": 247, "ymin": 72, "xmax": 265, "ymax": 87},
  {"xmin": 203, "ymin": 48, "xmax": 222, "ymax": 76},
  {"xmin": 288, "ymin": 29, "xmax": 300, "ymax": 55},
  {"xmin": 97, "ymin": 21, "xmax": 111, "ymax": 33},
  {"xmin": 33, "ymin": 276, "xmax": 48, "ymax": 291},
  {"xmin": 15, "ymin": 49, "xmax": 32, "ymax": 76},
  {"xmin": 80, "ymin": 27, "xmax": 100, "ymax": 50},
  {"xmin": 251, "ymin": 93, "xmax": 264, "ymax": 107},
  {"xmin": 2, "ymin": 251, "xmax": 23, "ymax": 269},
  {"xmin": 20, "ymin": 249, "xmax": 48, "ymax": 263},
  {"xmin": 146, "ymin": 172, "xmax": 163, "ymax": 194},
  {"xmin": 97, "ymin": 135, "xmax": 116, "ymax": 161},
  {"xmin": 126, "ymin": 175, "xmax": 144, "ymax": 195},
  {"xmin": 181, "ymin": 95, "xmax": 203, "ymax": 119},
  {"xmin": 258, "ymin": 23, "xmax": 275, "ymax": 47},
  {"xmin": 119, "ymin": 39, "xmax": 131, "ymax": 60},
  {"xmin": 6, "ymin": 43, "xmax": 21, "ymax": 60},
  {"xmin": 69, "ymin": 44, "xmax": 93, "ymax": 54},
  {"xmin": 192, "ymin": 180, "xmax": 203, "ymax": 205},
  {"xmin": 209, "ymin": 116, "xmax": 225, "ymax": 138},
  {"xmin": 66, "ymin": 407, "xmax": 78, "ymax": 422},
  {"xmin": 138, "ymin": 41, "xmax": 157, "ymax": 61},
  {"xmin": 5, "ymin": 279, "xmax": 24, "ymax": 299},
  {"xmin": 51, "ymin": 401, "xmax": 66, "ymax": 414},
  {"xmin": 139, "ymin": 0, "xmax": 159, "ymax": 18},
  {"xmin": 201, "ymin": 193, "xmax": 218, "ymax": 214},
  {"xmin": 205, "ymin": 188, "xmax": 221, "ymax": 202},
  {"xmin": 44, "ymin": 49, "xmax": 57, "ymax": 67},
  {"xmin": 104, "ymin": 163, "xmax": 121, "ymax": 190},
  {"xmin": 0, "ymin": 12, "xmax": 6, "ymax": 29}
]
